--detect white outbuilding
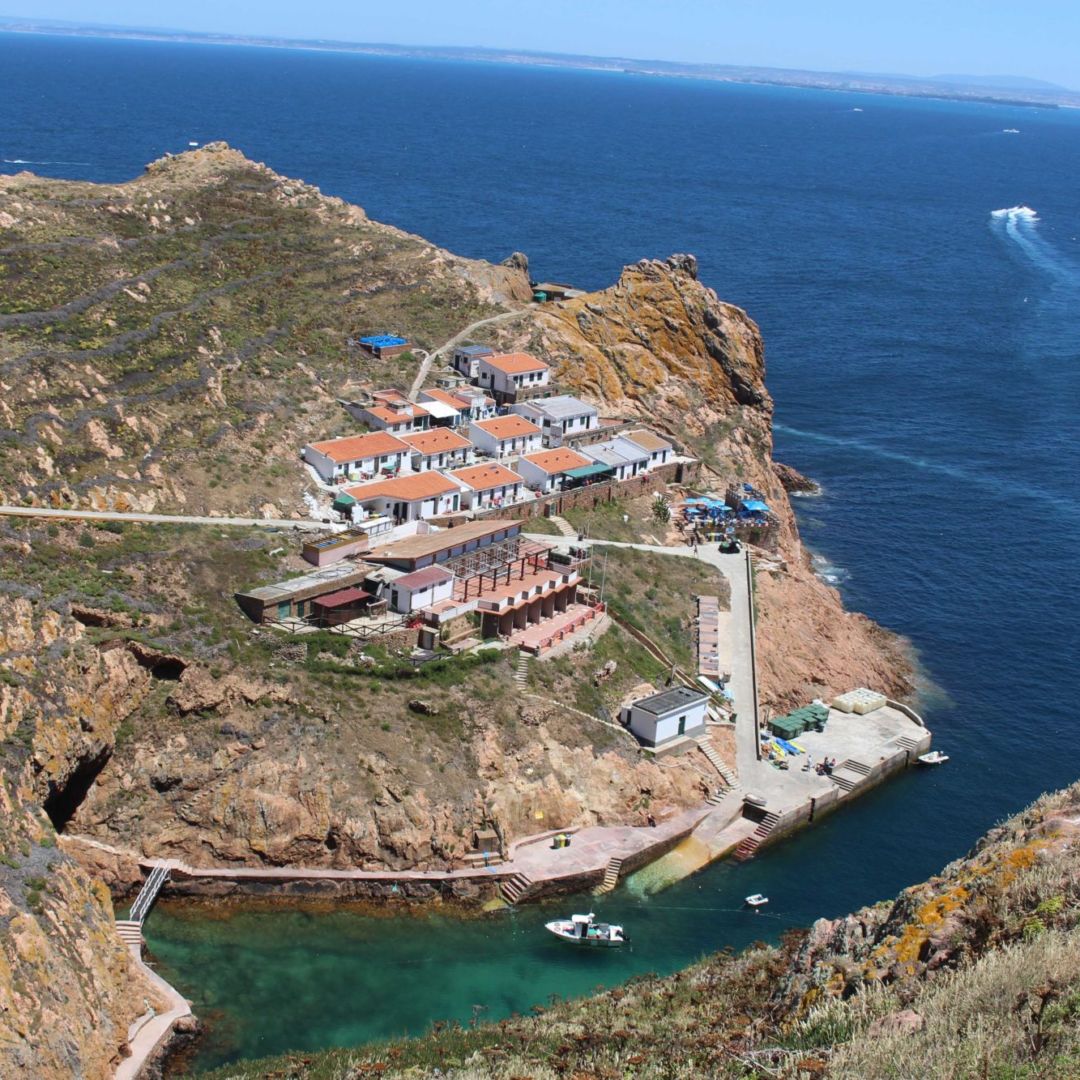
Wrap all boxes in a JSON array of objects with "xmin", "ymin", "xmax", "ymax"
[{"xmin": 620, "ymin": 686, "xmax": 709, "ymax": 747}]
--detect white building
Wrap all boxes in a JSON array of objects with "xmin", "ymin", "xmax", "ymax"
[
  {"xmin": 388, "ymin": 565, "xmax": 455, "ymax": 614},
  {"xmin": 420, "ymin": 386, "xmax": 497, "ymax": 425},
  {"xmin": 620, "ymin": 687, "xmax": 709, "ymax": 748},
  {"xmin": 621, "ymin": 429, "xmax": 674, "ymax": 471},
  {"xmin": 517, "ymin": 447, "xmax": 594, "ymax": 493},
  {"xmin": 511, "ymin": 395, "xmax": 599, "ymax": 446},
  {"xmin": 398, "ymin": 428, "xmax": 473, "ymax": 473},
  {"xmin": 302, "ymin": 431, "xmax": 410, "ymax": 484},
  {"xmin": 468, "ymin": 415, "xmax": 543, "ymax": 459},
  {"xmin": 342, "ymin": 472, "xmax": 461, "ymax": 523},
  {"xmin": 474, "ymin": 353, "xmax": 551, "ymax": 403},
  {"xmin": 356, "ymin": 399, "xmax": 431, "ymax": 435},
  {"xmin": 451, "ymin": 344, "xmax": 494, "ymax": 380},
  {"xmin": 582, "ymin": 436, "xmax": 650, "ymax": 481},
  {"xmin": 447, "ymin": 462, "xmax": 525, "ymax": 510}
]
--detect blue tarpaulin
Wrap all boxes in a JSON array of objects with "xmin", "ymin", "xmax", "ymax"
[
  {"xmin": 742, "ymin": 500, "xmax": 770, "ymax": 513},
  {"xmin": 360, "ymin": 334, "xmax": 408, "ymax": 348}
]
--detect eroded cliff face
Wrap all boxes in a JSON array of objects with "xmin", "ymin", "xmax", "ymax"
[
  {"xmin": 495, "ymin": 254, "xmax": 913, "ymax": 710},
  {"xmin": 0, "ymin": 598, "xmax": 161, "ymax": 1079}
]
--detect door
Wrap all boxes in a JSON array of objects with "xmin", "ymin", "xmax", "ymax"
[
  {"xmin": 677, "ymin": 714, "xmax": 687, "ymax": 736},
  {"xmin": 277, "ymin": 601, "xmax": 291, "ymax": 620}
]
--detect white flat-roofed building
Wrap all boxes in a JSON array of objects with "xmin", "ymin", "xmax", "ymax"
[
  {"xmin": 620, "ymin": 686, "xmax": 709, "ymax": 748},
  {"xmin": 582, "ymin": 436, "xmax": 650, "ymax": 481},
  {"xmin": 517, "ymin": 447, "xmax": 594, "ymax": 493},
  {"xmin": 511, "ymin": 395, "xmax": 599, "ymax": 446},
  {"xmin": 451, "ymin": 343, "xmax": 494, "ymax": 379},
  {"xmin": 621, "ymin": 429, "xmax": 674, "ymax": 470},
  {"xmin": 468, "ymin": 415, "xmax": 543, "ymax": 459}
]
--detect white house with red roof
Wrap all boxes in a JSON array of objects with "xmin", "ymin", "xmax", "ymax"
[
  {"xmin": 397, "ymin": 427, "xmax": 473, "ymax": 473},
  {"xmin": 302, "ymin": 431, "xmax": 411, "ymax": 484},
  {"xmin": 388, "ymin": 566, "xmax": 455, "ymax": 614},
  {"xmin": 474, "ymin": 353, "xmax": 551, "ymax": 404},
  {"xmin": 467, "ymin": 415, "xmax": 543, "ymax": 459},
  {"xmin": 516, "ymin": 447, "xmax": 594, "ymax": 493},
  {"xmin": 356, "ymin": 398, "xmax": 431, "ymax": 435},
  {"xmin": 447, "ymin": 462, "xmax": 525, "ymax": 511},
  {"xmin": 342, "ymin": 472, "xmax": 461, "ymax": 523}
]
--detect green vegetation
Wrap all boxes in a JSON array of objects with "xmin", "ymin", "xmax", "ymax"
[{"xmin": 563, "ymin": 492, "xmax": 674, "ymax": 544}]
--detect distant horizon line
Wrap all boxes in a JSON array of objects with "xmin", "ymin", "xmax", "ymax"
[{"xmin": 0, "ymin": 14, "xmax": 1076, "ymax": 103}]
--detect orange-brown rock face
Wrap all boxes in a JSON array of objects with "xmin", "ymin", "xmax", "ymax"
[
  {"xmin": 499, "ymin": 255, "xmax": 913, "ymax": 711},
  {"xmin": 0, "ymin": 600, "xmax": 160, "ymax": 1078}
]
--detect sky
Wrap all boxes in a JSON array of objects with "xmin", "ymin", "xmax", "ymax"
[{"xmin": 3, "ymin": 1, "xmax": 1077, "ymax": 89}]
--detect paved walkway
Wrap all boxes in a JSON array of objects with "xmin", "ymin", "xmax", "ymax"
[
  {"xmin": 115, "ymin": 941, "xmax": 191, "ymax": 1080},
  {"xmin": 0, "ymin": 505, "xmax": 340, "ymax": 532}
]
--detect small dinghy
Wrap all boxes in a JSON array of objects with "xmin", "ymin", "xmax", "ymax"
[
  {"xmin": 917, "ymin": 751, "xmax": 949, "ymax": 766},
  {"xmin": 545, "ymin": 912, "xmax": 626, "ymax": 947},
  {"xmin": 744, "ymin": 894, "xmax": 769, "ymax": 908}
]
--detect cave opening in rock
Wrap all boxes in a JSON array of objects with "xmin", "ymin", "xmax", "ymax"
[{"xmin": 43, "ymin": 746, "xmax": 112, "ymax": 832}]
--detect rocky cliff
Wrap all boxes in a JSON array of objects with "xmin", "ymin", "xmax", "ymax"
[{"xmin": 0, "ymin": 597, "xmax": 162, "ymax": 1078}]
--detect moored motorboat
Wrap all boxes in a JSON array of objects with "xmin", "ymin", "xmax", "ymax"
[
  {"xmin": 545, "ymin": 912, "xmax": 626, "ymax": 947},
  {"xmin": 917, "ymin": 751, "xmax": 949, "ymax": 766},
  {"xmin": 744, "ymin": 893, "xmax": 769, "ymax": 908}
]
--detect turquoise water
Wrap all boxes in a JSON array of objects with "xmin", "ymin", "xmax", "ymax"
[{"xmin": 5, "ymin": 31, "xmax": 1079, "ymax": 1073}]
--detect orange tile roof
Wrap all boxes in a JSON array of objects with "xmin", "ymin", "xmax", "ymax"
[
  {"xmin": 419, "ymin": 388, "xmax": 466, "ymax": 410},
  {"xmin": 307, "ymin": 431, "xmax": 410, "ymax": 463},
  {"xmin": 398, "ymin": 428, "xmax": 473, "ymax": 454},
  {"xmin": 366, "ymin": 403, "xmax": 430, "ymax": 425},
  {"xmin": 472, "ymin": 415, "xmax": 542, "ymax": 440},
  {"xmin": 520, "ymin": 447, "xmax": 593, "ymax": 474},
  {"xmin": 482, "ymin": 352, "xmax": 550, "ymax": 375},
  {"xmin": 343, "ymin": 471, "xmax": 458, "ymax": 502},
  {"xmin": 448, "ymin": 463, "xmax": 524, "ymax": 491}
]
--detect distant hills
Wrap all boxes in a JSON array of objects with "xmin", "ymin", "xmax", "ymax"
[{"xmin": 2, "ymin": 16, "xmax": 1077, "ymax": 108}]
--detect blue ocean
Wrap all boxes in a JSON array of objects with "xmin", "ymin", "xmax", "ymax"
[{"xmin": 3, "ymin": 32, "xmax": 1079, "ymax": 1071}]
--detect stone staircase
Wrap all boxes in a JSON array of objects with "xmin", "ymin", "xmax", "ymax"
[
  {"xmin": 548, "ymin": 515, "xmax": 577, "ymax": 538},
  {"xmin": 831, "ymin": 758, "xmax": 872, "ymax": 795},
  {"xmin": 115, "ymin": 919, "xmax": 143, "ymax": 949},
  {"xmin": 897, "ymin": 735, "xmax": 921, "ymax": 754},
  {"xmin": 500, "ymin": 872, "xmax": 535, "ymax": 905},
  {"xmin": 697, "ymin": 736, "xmax": 738, "ymax": 790},
  {"xmin": 514, "ymin": 651, "xmax": 531, "ymax": 687},
  {"xmin": 733, "ymin": 810, "xmax": 781, "ymax": 862},
  {"xmin": 591, "ymin": 857, "xmax": 624, "ymax": 896}
]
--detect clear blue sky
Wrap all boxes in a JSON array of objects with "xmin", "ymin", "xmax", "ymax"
[{"xmin": 5, "ymin": 1, "xmax": 1077, "ymax": 89}]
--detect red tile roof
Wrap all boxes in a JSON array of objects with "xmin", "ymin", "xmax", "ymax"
[
  {"xmin": 481, "ymin": 352, "xmax": 550, "ymax": 375},
  {"xmin": 396, "ymin": 566, "xmax": 455, "ymax": 590},
  {"xmin": 520, "ymin": 447, "xmax": 593, "ymax": 474},
  {"xmin": 471, "ymin": 415, "xmax": 542, "ymax": 441},
  {"xmin": 307, "ymin": 431, "xmax": 410, "ymax": 463},
  {"xmin": 398, "ymin": 428, "xmax": 473, "ymax": 454},
  {"xmin": 419, "ymin": 388, "xmax": 466, "ymax": 410},
  {"xmin": 343, "ymin": 472, "xmax": 458, "ymax": 502},
  {"xmin": 365, "ymin": 403, "xmax": 429, "ymax": 425},
  {"xmin": 448, "ymin": 463, "xmax": 524, "ymax": 491}
]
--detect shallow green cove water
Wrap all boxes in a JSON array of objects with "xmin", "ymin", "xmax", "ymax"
[{"xmin": 146, "ymin": 773, "xmax": 948, "ymax": 1073}]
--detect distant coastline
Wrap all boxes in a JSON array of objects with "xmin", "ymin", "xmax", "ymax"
[{"xmin": 0, "ymin": 20, "xmax": 1075, "ymax": 110}]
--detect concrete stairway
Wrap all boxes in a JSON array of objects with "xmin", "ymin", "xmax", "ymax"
[
  {"xmin": 129, "ymin": 861, "xmax": 170, "ymax": 923},
  {"xmin": 548, "ymin": 515, "xmax": 577, "ymax": 538},
  {"xmin": 897, "ymin": 735, "xmax": 921, "ymax": 754},
  {"xmin": 733, "ymin": 810, "xmax": 781, "ymax": 862},
  {"xmin": 831, "ymin": 758, "xmax": 872, "ymax": 794},
  {"xmin": 697, "ymin": 736, "xmax": 738, "ymax": 789},
  {"xmin": 592, "ymin": 857, "xmax": 624, "ymax": 896},
  {"xmin": 115, "ymin": 919, "xmax": 143, "ymax": 949},
  {"xmin": 514, "ymin": 651, "xmax": 530, "ymax": 687},
  {"xmin": 500, "ymin": 873, "xmax": 535, "ymax": 905}
]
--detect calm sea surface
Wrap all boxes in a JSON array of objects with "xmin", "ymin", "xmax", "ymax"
[{"xmin": 3, "ymin": 32, "xmax": 1079, "ymax": 1071}]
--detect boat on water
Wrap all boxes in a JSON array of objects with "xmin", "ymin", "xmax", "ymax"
[
  {"xmin": 917, "ymin": 750, "xmax": 949, "ymax": 766},
  {"xmin": 545, "ymin": 912, "xmax": 626, "ymax": 947},
  {"xmin": 744, "ymin": 894, "xmax": 769, "ymax": 908}
]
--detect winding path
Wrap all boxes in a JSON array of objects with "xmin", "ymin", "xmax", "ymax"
[{"xmin": 407, "ymin": 308, "xmax": 528, "ymax": 401}]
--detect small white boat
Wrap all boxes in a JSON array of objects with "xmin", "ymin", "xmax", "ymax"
[
  {"xmin": 744, "ymin": 894, "xmax": 769, "ymax": 908},
  {"xmin": 917, "ymin": 751, "xmax": 949, "ymax": 766},
  {"xmin": 545, "ymin": 912, "xmax": 626, "ymax": 947}
]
